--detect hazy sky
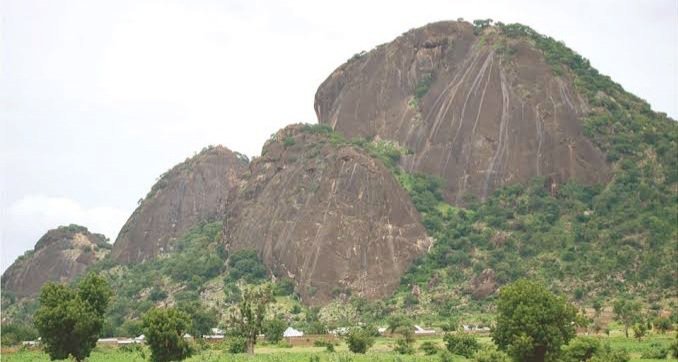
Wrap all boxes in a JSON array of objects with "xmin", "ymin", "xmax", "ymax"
[{"xmin": 1, "ymin": 0, "xmax": 676, "ymax": 272}]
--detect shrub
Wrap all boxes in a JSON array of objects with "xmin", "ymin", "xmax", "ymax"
[
  {"xmin": 314, "ymin": 340, "xmax": 336, "ymax": 352},
  {"xmin": 414, "ymin": 72, "xmax": 434, "ymax": 100},
  {"xmin": 227, "ymin": 336, "xmax": 248, "ymax": 353},
  {"xmin": 444, "ymin": 332, "xmax": 480, "ymax": 357},
  {"xmin": 420, "ymin": 341, "xmax": 440, "ymax": 355},
  {"xmin": 439, "ymin": 350, "xmax": 455, "ymax": 362},
  {"xmin": 654, "ymin": 317, "xmax": 673, "ymax": 333},
  {"xmin": 283, "ymin": 136, "xmax": 295, "ymax": 147},
  {"xmin": 589, "ymin": 345, "xmax": 630, "ymax": 362},
  {"xmin": 263, "ymin": 319, "xmax": 287, "ymax": 344},
  {"xmin": 393, "ymin": 337, "xmax": 415, "ymax": 354},
  {"xmin": 274, "ymin": 278, "xmax": 296, "ymax": 296},
  {"xmin": 472, "ymin": 348, "xmax": 511, "ymax": 362},
  {"xmin": 345, "ymin": 328, "xmax": 375, "ymax": 354},
  {"xmin": 562, "ymin": 337, "xmax": 601, "ymax": 361},
  {"xmin": 0, "ymin": 322, "xmax": 38, "ymax": 346},
  {"xmin": 640, "ymin": 342, "xmax": 668, "ymax": 359}
]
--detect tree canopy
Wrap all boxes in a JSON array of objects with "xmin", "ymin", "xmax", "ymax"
[
  {"xmin": 34, "ymin": 273, "xmax": 112, "ymax": 362},
  {"xmin": 143, "ymin": 307, "xmax": 193, "ymax": 362},
  {"xmin": 492, "ymin": 279, "xmax": 578, "ymax": 362}
]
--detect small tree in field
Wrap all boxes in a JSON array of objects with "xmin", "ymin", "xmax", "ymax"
[
  {"xmin": 613, "ymin": 299, "xmax": 641, "ymax": 338},
  {"xmin": 228, "ymin": 283, "xmax": 273, "ymax": 354},
  {"xmin": 345, "ymin": 327, "xmax": 375, "ymax": 353},
  {"xmin": 143, "ymin": 307, "xmax": 193, "ymax": 362},
  {"xmin": 444, "ymin": 333, "xmax": 480, "ymax": 357},
  {"xmin": 34, "ymin": 273, "xmax": 112, "ymax": 362},
  {"xmin": 492, "ymin": 279, "xmax": 578, "ymax": 362},
  {"xmin": 263, "ymin": 318, "xmax": 287, "ymax": 344}
]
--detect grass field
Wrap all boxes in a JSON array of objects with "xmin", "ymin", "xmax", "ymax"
[{"xmin": 2, "ymin": 335, "xmax": 676, "ymax": 361}]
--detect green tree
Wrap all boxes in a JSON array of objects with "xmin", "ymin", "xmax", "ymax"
[
  {"xmin": 142, "ymin": 307, "xmax": 193, "ymax": 362},
  {"xmin": 345, "ymin": 327, "xmax": 375, "ymax": 354},
  {"xmin": 34, "ymin": 273, "xmax": 112, "ymax": 362},
  {"xmin": 444, "ymin": 333, "xmax": 480, "ymax": 357},
  {"xmin": 613, "ymin": 299, "xmax": 641, "ymax": 338},
  {"xmin": 263, "ymin": 318, "xmax": 287, "ymax": 344},
  {"xmin": 492, "ymin": 279, "xmax": 578, "ymax": 362},
  {"xmin": 387, "ymin": 314, "xmax": 414, "ymax": 333},
  {"xmin": 228, "ymin": 283, "xmax": 273, "ymax": 354}
]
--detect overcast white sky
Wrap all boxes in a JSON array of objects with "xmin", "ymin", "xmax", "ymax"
[{"xmin": 1, "ymin": 0, "xmax": 676, "ymax": 272}]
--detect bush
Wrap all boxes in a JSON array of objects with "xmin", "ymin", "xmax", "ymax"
[
  {"xmin": 225, "ymin": 250, "xmax": 268, "ymax": 284},
  {"xmin": 263, "ymin": 319, "xmax": 287, "ymax": 344},
  {"xmin": 439, "ymin": 350, "xmax": 455, "ymax": 362},
  {"xmin": 640, "ymin": 342, "xmax": 668, "ymax": 359},
  {"xmin": 0, "ymin": 322, "xmax": 38, "ymax": 346},
  {"xmin": 562, "ymin": 337, "xmax": 601, "ymax": 362},
  {"xmin": 283, "ymin": 136, "xmax": 295, "ymax": 147},
  {"xmin": 227, "ymin": 336, "xmax": 248, "ymax": 354},
  {"xmin": 345, "ymin": 328, "xmax": 375, "ymax": 354},
  {"xmin": 393, "ymin": 337, "xmax": 415, "ymax": 354},
  {"xmin": 444, "ymin": 332, "xmax": 480, "ymax": 357},
  {"xmin": 313, "ymin": 340, "xmax": 336, "ymax": 352},
  {"xmin": 589, "ymin": 345, "xmax": 630, "ymax": 362},
  {"xmin": 274, "ymin": 278, "xmax": 296, "ymax": 296},
  {"xmin": 472, "ymin": 348, "xmax": 511, "ymax": 362},
  {"xmin": 420, "ymin": 341, "xmax": 440, "ymax": 355}
]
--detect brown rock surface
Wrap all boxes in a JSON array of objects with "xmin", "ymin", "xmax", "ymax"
[
  {"xmin": 111, "ymin": 145, "xmax": 249, "ymax": 264},
  {"xmin": 315, "ymin": 21, "xmax": 610, "ymax": 203},
  {"xmin": 224, "ymin": 125, "xmax": 431, "ymax": 304},
  {"xmin": 2, "ymin": 225, "xmax": 110, "ymax": 297}
]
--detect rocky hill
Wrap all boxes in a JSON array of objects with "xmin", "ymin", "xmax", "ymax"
[
  {"xmin": 224, "ymin": 124, "xmax": 431, "ymax": 304},
  {"xmin": 315, "ymin": 20, "xmax": 611, "ymax": 203},
  {"xmin": 1, "ymin": 225, "xmax": 110, "ymax": 297},
  {"xmin": 2, "ymin": 19, "xmax": 675, "ymax": 334},
  {"xmin": 111, "ymin": 145, "xmax": 249, "ymax": 264}
]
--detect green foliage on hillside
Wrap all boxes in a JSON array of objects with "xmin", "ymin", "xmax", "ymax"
[
  {"xmin": 84, "ymin": 222, "xmax": 231, "ymax": 336},
  {"xmin": 376, "ymin": 23, "xmax": 678, "ymax": 317}
]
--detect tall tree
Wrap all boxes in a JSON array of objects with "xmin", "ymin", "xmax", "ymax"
[
  {"xmin": 228, "ymin": 283, "xmax": 273, "ymax": 354},
  {"xmin": 34, "ymin": 273, "xmax": 112, "ymax": 362},
  {"xmin": 492, "ymin": 279, "xmax": 578, "ymax": 362}
]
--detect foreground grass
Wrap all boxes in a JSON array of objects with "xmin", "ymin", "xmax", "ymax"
[{"xmin": 2, "ymin": 335, "xmax": 676, "ymax": 362}]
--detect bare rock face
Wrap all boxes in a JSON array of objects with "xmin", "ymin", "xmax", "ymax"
[
  {"xmin": 315, "ymin": 21, "xmax": 610, "ymax": 203},
  {"xmin": 224, "ymin": 125, "xmax": 431, "ymax": 304},
  {"xmin": 2, "ymin": 225, "xmax": 110, "ymax": 297},
  {"xmin": 111, "ymin": 146, "xmax": 249, "ymax": 264}
]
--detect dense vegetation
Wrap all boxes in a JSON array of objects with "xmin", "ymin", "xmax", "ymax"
[{"xmin": 372, "ymin": 21, "xmax": 678, "ymax": 321}]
